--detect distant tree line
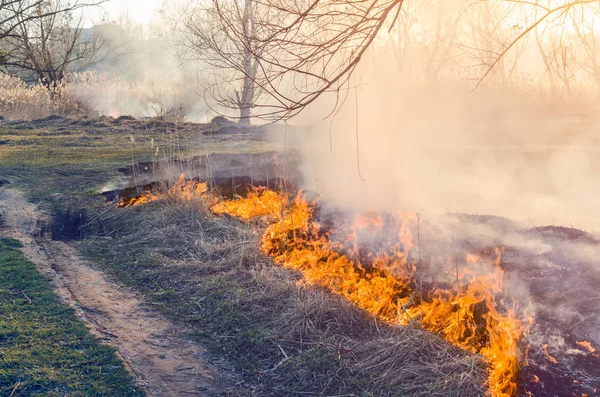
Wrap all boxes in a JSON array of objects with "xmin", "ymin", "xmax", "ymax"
[{"xmin": 3, "ymin": 0, "xmax": 600, "ymax": 122}]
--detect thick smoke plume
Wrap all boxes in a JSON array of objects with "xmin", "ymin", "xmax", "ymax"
[{"xmin": 287, "ymin": 53, "xmax": 600, "ymax": 232}]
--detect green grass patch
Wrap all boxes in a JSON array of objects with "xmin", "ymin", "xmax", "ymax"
[
  {"xmin": 0, "ymin": 237, "xmax": 143, "ymax": 396},
  {"xmin": 0, "ymin": 118, "xmax": 276, "ymax": 215}
]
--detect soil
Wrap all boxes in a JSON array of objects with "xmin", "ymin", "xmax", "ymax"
[{"xmin": 0, "ymin": 187, "xmax": 251, "ymax": 397}]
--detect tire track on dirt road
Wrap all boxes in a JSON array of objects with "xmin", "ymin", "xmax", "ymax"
[{"xmin": 0, "ymin": 187, "xmax": 250, "ymax": 397}]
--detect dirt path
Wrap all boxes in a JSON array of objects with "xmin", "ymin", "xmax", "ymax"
[{"xmin": 0, "ymin": 188, "xmax": 250, "ymax": 397}]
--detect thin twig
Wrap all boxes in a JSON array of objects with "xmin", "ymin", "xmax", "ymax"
[
  {"xmin": 10, "ymin": 382, "xmax": 21, "ymax": 397},
  {"xmin": 354, "ymin": 74, "xmax": 366, "ymax": 182},
  {"xmin": 416, "ymin": 213, "xmax": 423, "ymax": 315},
  {"xmin": 21, "ymin": 291, "xmax": 32, "ymax": 304}
]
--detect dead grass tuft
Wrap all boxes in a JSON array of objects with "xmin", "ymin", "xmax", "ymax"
[
  {"xmin": 354, "ymin": 334, "xmax": 485, "ymax": 396},
  {"xmin": 275, "ymin": 287, "xmax": 378, "ymax": 343}
]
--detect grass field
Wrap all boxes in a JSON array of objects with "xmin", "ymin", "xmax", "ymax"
[
  {"xmin": 0, "ymin": 116, "xmax": 488, "ymax": 396},
  {"xmin": 0, "ymin": 116, "xmax": 275, "ymax": 212},
  {"xmin": 0, "ymin": 237, "xmax": 142, "ymax": 396}
]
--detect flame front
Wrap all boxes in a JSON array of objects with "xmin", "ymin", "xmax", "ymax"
[
  {"xmin": 118, "ymin": 179, "xmax": 532, "ymax": 396},
  {"xmin": 576, "ymin": 341, "xmax": 596, "ymax": 353},
  {"xmin": 219, "ymin": 191, "xmax": 530, "ymax": 397},
  {"xmin": 118, "ymin": 173, "xmax": 208, "ymax": 207},
  {"xmin": 211, "ymin": 187, "xmax": 283, "ymax": 220}
]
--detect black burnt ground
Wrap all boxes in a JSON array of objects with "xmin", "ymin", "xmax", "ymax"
[
  {"xmin": 51, "ymin": 208, "xmax": 88, "ymax": 241},
  {"xmin": 314, "ymin": 208, "xmax": 600, "ymax": 397},
  {"xmin": 105, "ymin": 151, "xmax": 301, "ymax": 205},
  {"xmin": 508, "ymin": 226, "xmax": 600, "ymax": 397}
]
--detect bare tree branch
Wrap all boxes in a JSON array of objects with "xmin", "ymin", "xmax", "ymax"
[{"xmin": 0, "ymin": 0, "xmax": 106, "ymax": 87}]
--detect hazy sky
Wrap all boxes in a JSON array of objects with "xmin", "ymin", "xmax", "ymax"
[{"xmin": 85, "ymin": 0, "xmax": 169, "ymax": 27}]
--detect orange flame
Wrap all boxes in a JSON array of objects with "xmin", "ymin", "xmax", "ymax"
[
  {"xmin": 108, "ymin": 105, "xmax": 120, "ymax": 118},
  {"xmin": 121, "ymin": 184, "xmax": 532, "ymax": 396},
  {"xmin": 211, "ymin": 188, "xmax": 284, "ymax": 220},
  {"xmin": 576, "ymin": 341, "xmax": 596, "ymax": 353},
  {"xmin": 216, "ymin": 192, "xmax": 530, "ymax": 396},
  {"xmin": 541, "ymin": 344, "xmax": 558, "ymax": 364},
  {"xmin": 118, "ymin": 173, "xmax": 207, "ymax": 207}
]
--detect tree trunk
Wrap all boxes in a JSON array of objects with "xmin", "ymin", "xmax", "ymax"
[
  {"xmin": 240, "ymin": 52, "xmax": 254, "ymax": 124},
  {"xmin": 239, "ymin": 0, "xmax": 254, "ymax": 125}
]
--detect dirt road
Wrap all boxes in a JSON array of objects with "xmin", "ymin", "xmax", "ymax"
[{"xmin": 0, "ymin": 187, "xmax": 249, "ymax": 397}]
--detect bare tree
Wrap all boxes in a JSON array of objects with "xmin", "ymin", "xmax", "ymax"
[
  {"xmin": 175, "ymin": 0, "xmax": 265, "ymax": 124},
  {"xmin": 455, "ymin": 1, "xmax": 531, "ymax": 85},
  {"xmin": 569, "ymin": 4, "xmax": 600, "ymax": 92},
  {"xmin": 386, "ymin": 0, "xmax": 463, "ymax": 82},
  {"xmin": 474, "ymin": 0, "xmax": 600, "ymax": 89},
  {"xmin": 193, "ymin": 0, "xmax": 600, "ymax": 120},
  {"xmin": 538, "ymin": 26, "xmax": 576, "ymax": 95},
  {"xmin": 0, "ymin": 0, "xmax": 103, "ymax": 87},
  {"xmin": 0, "ymin": 1, "xmax": 67, "ymax": 40}
]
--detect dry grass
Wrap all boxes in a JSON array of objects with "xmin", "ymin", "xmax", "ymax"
[
  {"xmin": 2, "ymin": 68, "xmax": 596, "ymax": 123},
  {"xmin": 0, "ymin": 74, "xmax": 88, "ymax": 120},
  {"xmin": 83, "ymin": 195, "xmax": 488, "ymax": 396},
  {"xmin": 0, "ymin": 72, "xmax": 202, "ymax": 121}
]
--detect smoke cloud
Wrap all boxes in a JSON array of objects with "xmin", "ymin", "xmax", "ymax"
[{"xmin": 284, "ymin": 55, "xmax": 600, "ymax": 232}]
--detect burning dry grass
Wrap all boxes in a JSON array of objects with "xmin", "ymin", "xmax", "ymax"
[
  {"xmin": 85, "ymin": 195, "xmax": 488, "ymax": 396},
  {"xmin": 229, "ymin": 191, "xmax": 529, "ymax": 397},
  {"xmin": 101, "ymin": 177, "xmax": 530, "ymax": 395},
  {"xmin": 118, "ymin": 174, "xmax": 209, "ymax": 208}
]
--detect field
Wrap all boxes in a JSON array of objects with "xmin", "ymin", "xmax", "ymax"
[
  {"xmin": 0, "ymin": 116, "xmax": 488, "ymax": 396},
  {"xmin": 4, "ymin": 1, "xmax": 600, "ymax": 396}
]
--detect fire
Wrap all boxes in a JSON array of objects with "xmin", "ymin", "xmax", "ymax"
[
  {"xmin": 216, "ymin": 191, "xmax": 530, "ymax": 397},
  {"xmin": 541, "ymin": 344, "xmax": 558, "ymax": 364},
  {"xmin": 118, "ymin": 180, "xmax": 533, "ymax": 396},
  {"xmin": 576, "ymin": 341, "xmax": 596, "ymax": 353},
  {"xmin": 118, "ymin": 173, "xmax": 208, "ymax": 207},
  {"xmin": 211, "ymin": 188, "xmax": 284, "ymax": 220},
  {"xmin": 108, "ymin": 105, "xmax": 120, "ymax": 118}
]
